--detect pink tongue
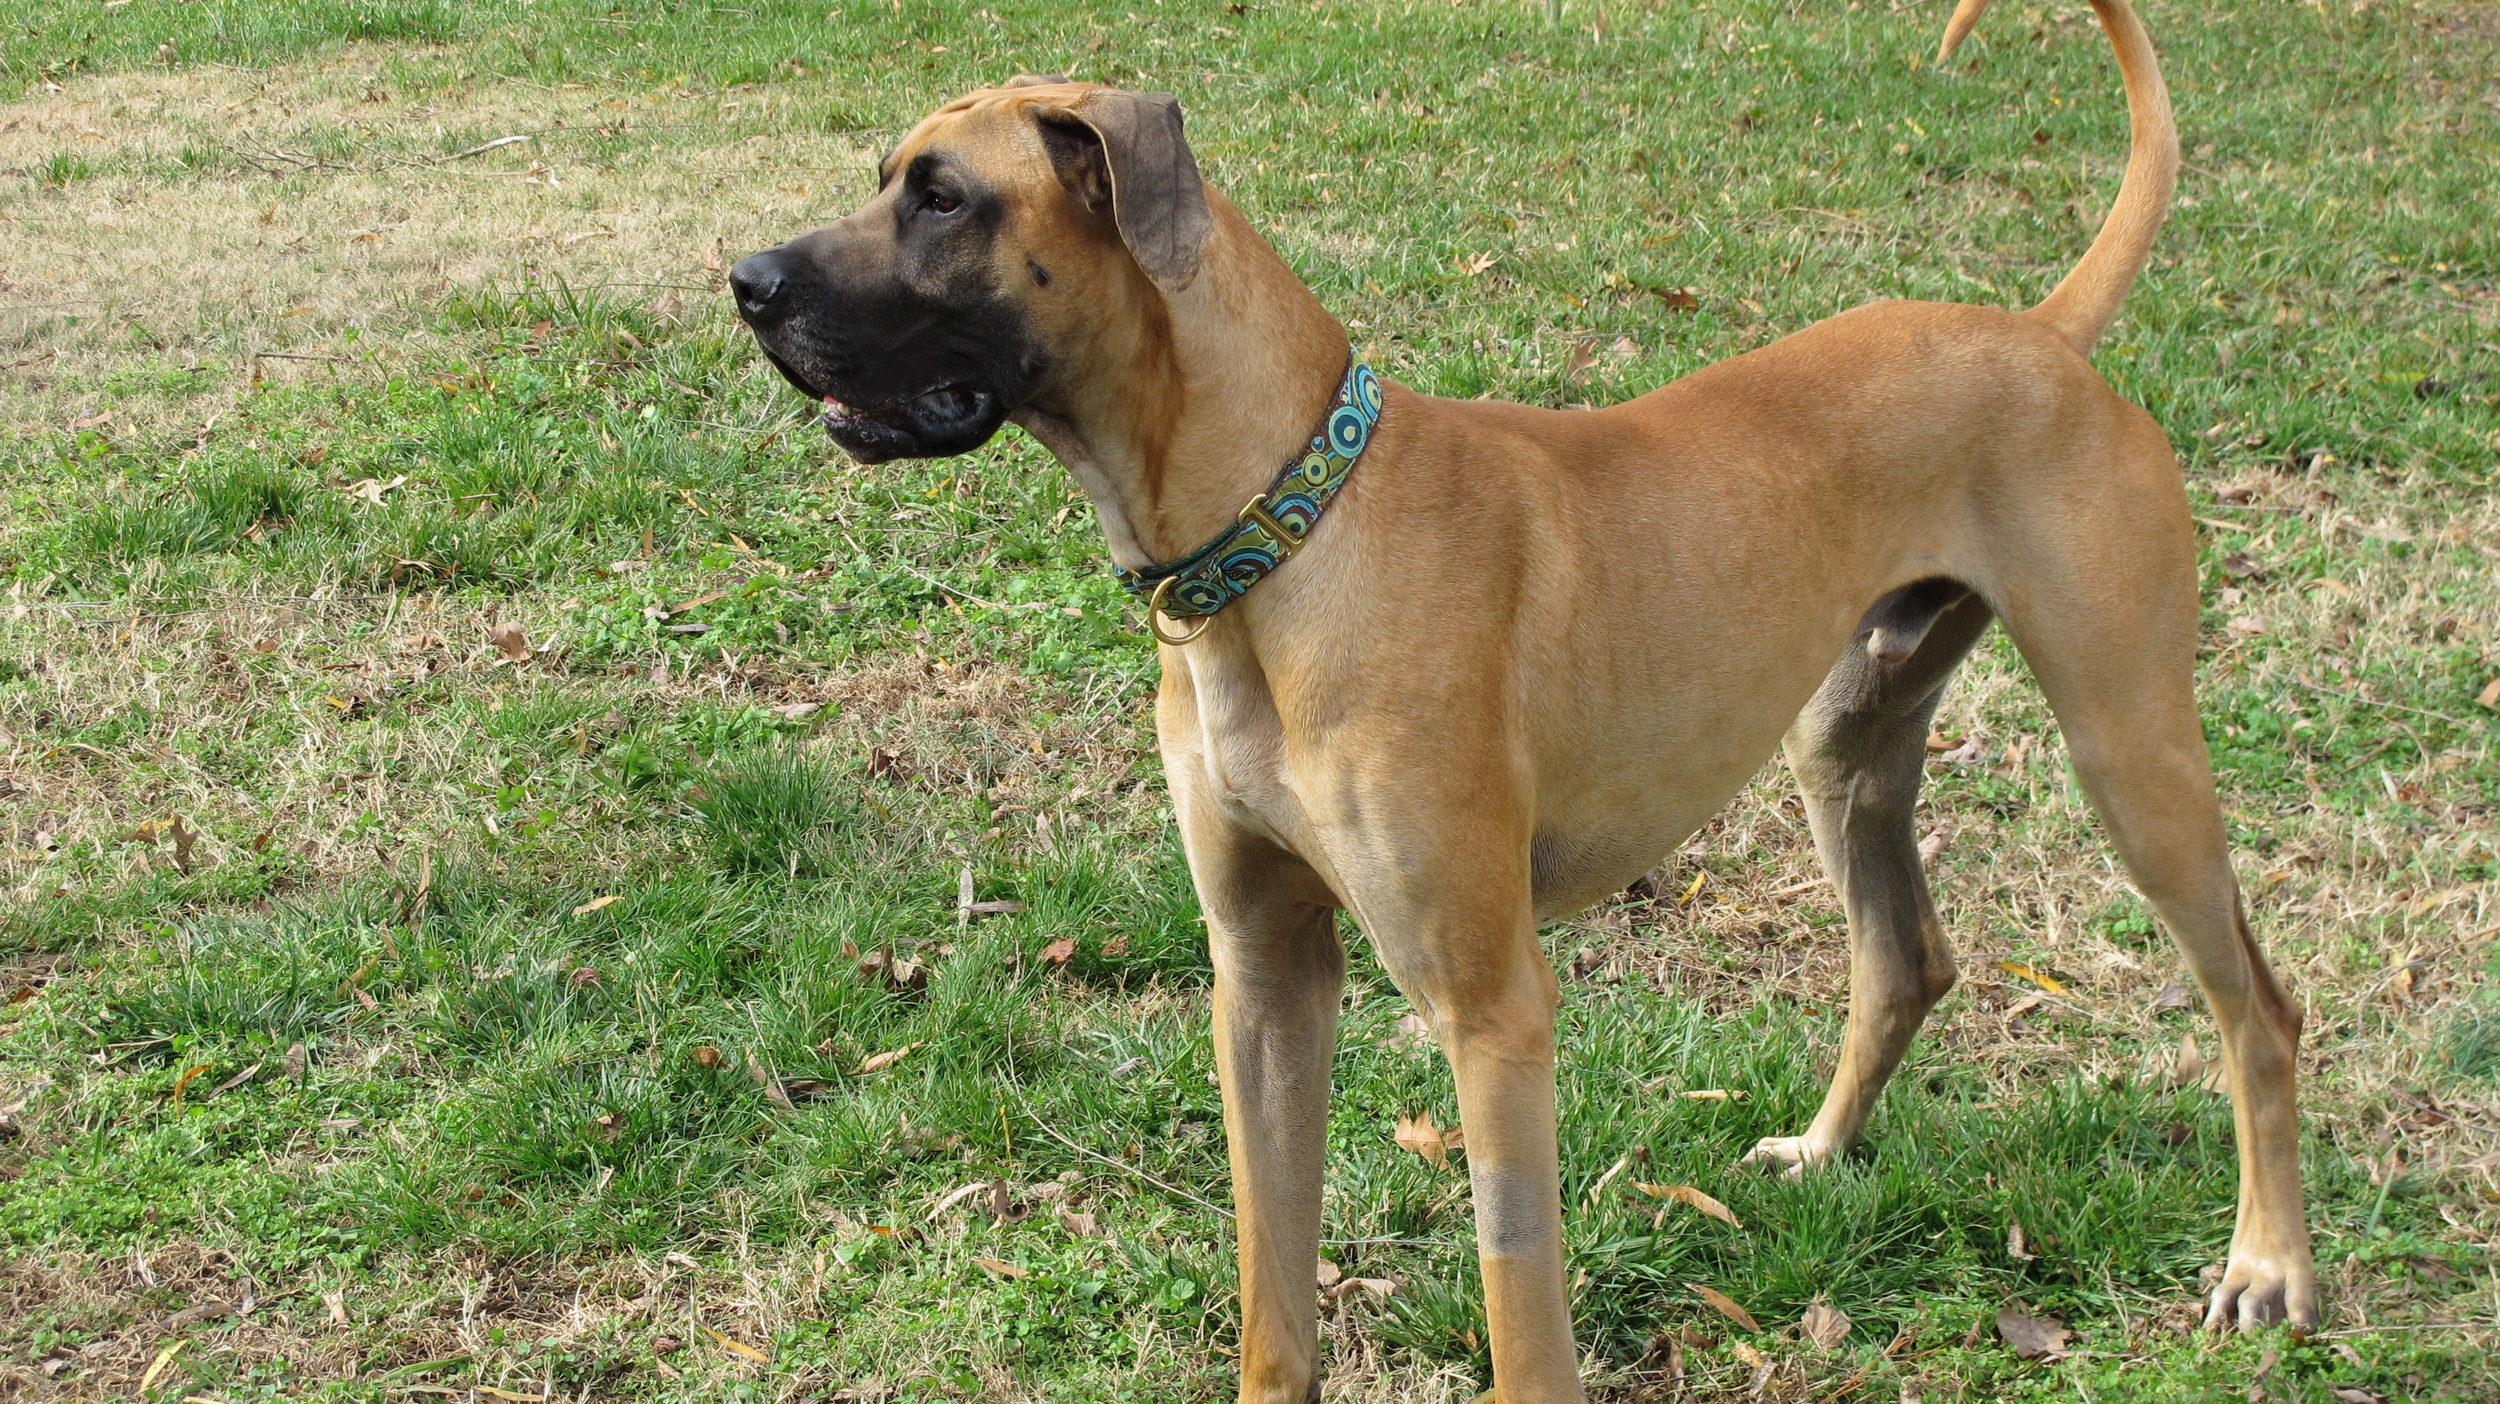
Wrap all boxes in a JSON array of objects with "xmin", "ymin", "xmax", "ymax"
[{"xmin": 821, "ymin": 395, "xmax": 843, "ymax": 413}]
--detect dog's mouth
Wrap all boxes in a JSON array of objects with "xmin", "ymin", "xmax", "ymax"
[{"xmin": 813, "ymin": 381, "xmax": 1001, "ymax": 463}]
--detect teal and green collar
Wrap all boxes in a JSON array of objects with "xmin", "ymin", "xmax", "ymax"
[{"xmin": 1118, "ymin": 357, "xmax": 1384, "ymax": 642}]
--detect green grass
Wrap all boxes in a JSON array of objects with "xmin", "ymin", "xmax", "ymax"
[{"xmin": 3, "ymin": 0, "xmax": 2497, "ymax": 1399}]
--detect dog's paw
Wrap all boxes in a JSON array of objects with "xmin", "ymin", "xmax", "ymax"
[
  {"xmin": 2203, "ymin": 1249, "xmax": 2320, "ymax": 1332},
  {"xmin": 1740, "ymin": 1134, "xmax": 1833, "ymax": 1179}
]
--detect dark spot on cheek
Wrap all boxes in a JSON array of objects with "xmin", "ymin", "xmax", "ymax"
[{"xmin": 1028, "ymin": 258, "xmax": 1051, "ymax": 287}]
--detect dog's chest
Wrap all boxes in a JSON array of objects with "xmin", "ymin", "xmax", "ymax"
[{"xmin": 1178, "ymin": 657, "xmax": 1305, "ymax": 844}]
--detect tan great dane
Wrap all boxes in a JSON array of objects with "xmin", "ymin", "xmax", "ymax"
[{"xmin": 728, "ymin": 0, "xmax": 2318, "ymax": 1395}]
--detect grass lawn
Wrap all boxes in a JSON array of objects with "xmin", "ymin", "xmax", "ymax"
[{"xmin": 2, "ymin": 0, "xmax": 2496, "ymax": 1398}]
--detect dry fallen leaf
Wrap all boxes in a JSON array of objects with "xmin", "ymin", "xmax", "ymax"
[
  {"xmin": 1655, "ymin": 285, "xmax": 1701, "ymax": 312},
  {"xmin": 1060, "ymin": 1208, "xmax": 1098, "ymax": 1237},
  {"xmin": 1730, "ymin": 1339, "xmax": 1776, "ymax": 1393},
  {"xmin": 772, "ymin": 701, "xmax": 823, "ymax": 722},
  {"xmin": 1799, "ymin": 1301, "xmax": 1850, "ymax": 1350},
  {"xmin": 2163, "ymin": 1032, "xmax": 2212, "ymax": 1090},
  {"xmin": 323, "ymin": 1290, "xmax": 347, "ymax": 1325},
  {"xmin": 859, "ymin": 1042, "xmax": 920, "ymax": 1075},
  {"xmin": 699, "ymin": 1323, "xmax": 772, "ymax": 1363},
  {"xmin": 2152, "ymin": 981, "xmax": 2195, "ymax": 1011},
  {"xmin": 928, "ymin": 1180, "xmax": 991, "ymax": 1221},
  {"xmin": 972, "ymin": 1256, "xmax": 1027, "ymax": 1280},
  {"xmin": 1995, "ymin": 1307, "xmax": 2070, "ymax": 1360},
  {"xmin": 1991, "ymin": 960, "xmax": 2069, "ymax": 996},
  {"xmin": 1634, "ymin": 1183, "xmax": 1744, "ymax": 1228},
  {"xmin": 2007, "ymin": 1219, "xmax": 2034, "ymax": 1262},
  {"xmin": 1040, "ymin": 937, "xmax": 1077, "ymax": 964},
  {"xmin": 1394, "ymin": 1109, "xmax": 1463, "ymax": 1169},
  {"xmin": 692, "ymin": 1045, "xmax": 723, "ymax": 1070},
  {"xmin": 572, "ymin": 895, "xmax": 619, "ymax": 916},
  {"xmin": 747, "ymin": 1050, "xmax": 796, "ymax": 1110},
  {"xmin": 1327, "ymin": 1276, "xmax": 1397, "ymax": 1302},
  {"xmin": 1316, "ymin": 1258, "xmax": 1343, "ymax": 1289},
  {"xmin": 2478, "ymin": 677, "xmax": 2500, "ymax": 710},
  {"xmin": 1564, "ymin": 340, "xmax": 1601, "ymax": 383},
  {"xmin": 488, "ymin": 621, "xmax": 530, "ymax": 662},
  {"xmin": 138, "ymin": 1341, "xmax": 188, "ymax": 1394},
  {"xmin": 1687, "ymin": 1282, "xmax": 1759, "ymax": 1332},
  {"xmin": 1678, "ymin": 1088, "xmax": 1744, "ymax": 1102}
]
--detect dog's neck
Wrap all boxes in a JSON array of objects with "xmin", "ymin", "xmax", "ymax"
[{"xmin": 1009, "ymin": 190, "xmax": 1349, "ymax": 572}]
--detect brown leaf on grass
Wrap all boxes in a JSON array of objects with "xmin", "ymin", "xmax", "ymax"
[
  {"xmin": 164, "ymin": 1299, "xmax": 236, "ymax": 1327},
  {"xmin": 1655, "ymin": 286, "xmax": 1701, "ymax": 312},
  {"xmin": 1564, "ymin": 340, "xmax": 1601, "ymax": 383},
  {"xmin": 1634, "ymin": 1183, "xmax": 1744, "ymax": 1229},
  {"xmin": 1995, "ymin": 1307, "xmax": 2070, "ymax": 1360},
  {"xmin": 166, "ymin": 814, "xmax": 201, "ymax": 872},
  {"xmin": 972, "ymin": 1256, "xmax": 1027, "ymax": 1279},
  {"xmin": 2161, "ymin": 1033, "xmax": 2212, "ymax": 1090},
  {"xmin": 1380, "ymin": 1011, "xmax": 1432, "ymax": 1052},
  {"xmin": 1991, "ymin": 960, "xmax": 2069, "ymax": 996},
  {"xmin": 1039, "ymin": 937, "xmax": 1077, "ymax": 964},
  {"xmin": 2478, "ymin": 677, "xmax": 2500, "ymax": 710},
  {"xmin": 740, "ymin": 1049, "xmax": 797, "ymax": 1110},
  {"xmin": 590, "ymin": 1111, "xmax": 625, "ymax": 1142},
  {"xmin": 1316, "ymin": 1258, "xmax": 1343, "ymax": 1289},
  {"xmin": 2333, "ymin": 1389, "xmax": 2387, "ymax": 1404},
  {"xmin": 487, "ymin": 621, "xmax": 530, "ymax": 661},
  {"xmin": 2007, "ymin": 1219, "xmax": 2034, "ymax": 1261},
  {"xmin": 1799, "ymin": 1301, "xmax": 1850, "ymax": 1350},
  {"xmin": 341, "ymin": 474, "xmax": 407, "ymax": 506},
  {"xmin": 772, "ymin": 701, "xmax": 823, "ymax": 722},
  {"xmin": 169, "ymin": 1062, "xmax": 213, "ymax": 1107},
  {"xmin": 699, "ymin": 1323, "xmax": 771, "ymax": 1363},
  {"xmin": 1060, "ymin": 1209, "xmax": 1099, "ymax": 1237},
  {"xmin": 571, "ymin": 895, "xmax": 618, "ymax": 916},
  {"xmin": 928, "ymin": 1180, "xmax": 991, "ymax": 1220},
  {"xmin": 204, "ymin": 1062, "xmax": 263, "ymax": 1099},
  {"xmin": 2153, "ymin": 981, "xmax": 2195, "ymax": 1011},
  {"xmin": 1687, "ymin": 1282, "xmax": 1759, "ymax": 1332},
  {"xmin": 1394, "ymin": 1109, "xmax": 1463, "ymax": 1169},
  {"xmin": 858, "ymin": 1042, "xmax": 920, "ymax": 1075},
  {"xmin": 1326, "ymin": 1276, "xmax": 1397, "ymax": 1302},
  {"xmin": 856, "ymin": 949, "xmax": 930, "ymax": 994},
  {"xmin": 692, "ymin": 1045, "xmax": 723, "ymax": 1070}
]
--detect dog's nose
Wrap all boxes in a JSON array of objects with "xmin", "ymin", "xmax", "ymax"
[{"xmin": 727, "ymin": 252, "xmax": 790, "ymax": 320}]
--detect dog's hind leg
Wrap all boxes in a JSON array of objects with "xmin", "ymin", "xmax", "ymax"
[
  {"xmin": 1990, "ymin": 425, "xmax": 2318, "ymax": 1329},
  {"xmin": 1746, "ymin": 582, "xmax": 1994, "ymax": 1175}
]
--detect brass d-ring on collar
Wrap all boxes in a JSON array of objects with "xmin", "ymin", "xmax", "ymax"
[{"xmin": 1147, "ymin": 576, "xmax": 1213, "ymax": 646}]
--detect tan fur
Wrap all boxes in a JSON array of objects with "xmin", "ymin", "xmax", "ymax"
[{"xmin": 855, "ymin": 4, "xmax": 2315, "ymax": 1397}]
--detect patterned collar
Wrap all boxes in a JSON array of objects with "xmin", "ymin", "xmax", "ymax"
[{"xmin": 1117, "ymin": 356, "xmax": 1384, "ymax": 641}]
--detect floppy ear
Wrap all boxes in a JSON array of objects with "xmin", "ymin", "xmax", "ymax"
[{"xmin": 1035, "ymin": 90, "xmax": 1213, "ymax": 293}]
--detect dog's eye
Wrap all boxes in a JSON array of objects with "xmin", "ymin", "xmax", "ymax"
[{"xmin": 926, "ymin": 191, "xmax": 962, "ymax": 216}]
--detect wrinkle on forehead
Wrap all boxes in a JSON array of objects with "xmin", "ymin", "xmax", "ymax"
[{"xmin": 879, "ymin": 82, "xmax": 1105, "ymax": 186}]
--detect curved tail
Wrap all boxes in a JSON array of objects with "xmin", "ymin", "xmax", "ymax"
[{"xmin": 1940, "ymin": 0, "xmax": 2177, "ymax": 353}]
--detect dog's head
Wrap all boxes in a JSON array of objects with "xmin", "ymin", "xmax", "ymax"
[{"xmin": 729, "ymin": 77, "xmax": 1212, "ymax": 463}]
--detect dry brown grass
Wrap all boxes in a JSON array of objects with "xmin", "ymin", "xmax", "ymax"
[{"xmin": 2, "ymin": 46, "xmax": 885, "ymax": 444}]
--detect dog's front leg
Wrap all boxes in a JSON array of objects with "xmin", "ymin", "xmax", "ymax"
[
  {"xmin": 1164, "ymin": 713, "xmax": 1346, "ymax": 1400},
  {"xmin": 1374, "ymin": 898, "xmax": 1583, "ymax": 1404}
]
